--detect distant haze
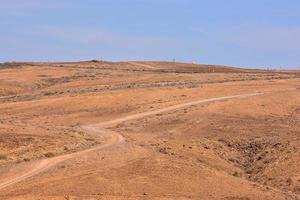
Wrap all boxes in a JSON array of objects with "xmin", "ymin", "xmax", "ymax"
[{"xmin": 0, "ymin": 0, "xmax": 299, "ymax": 69}]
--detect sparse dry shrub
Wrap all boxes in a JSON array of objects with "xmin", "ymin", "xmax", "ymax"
[
  {"xmin": 44, "ymin": 152, "xmax": 55, "ymax": 158},
  {"xmin": 0, "ymin": 154, "xmax": 7, "ymax": 160}
]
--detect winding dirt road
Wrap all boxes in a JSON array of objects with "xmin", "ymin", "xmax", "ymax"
[{"xmin": 0, "ymin": 92, "xmax": 262, "ymax": 191}]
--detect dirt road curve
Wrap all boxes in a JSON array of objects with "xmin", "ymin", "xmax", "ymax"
[{"xmin": 0, "ymin": 92, "xmax": 262, "ymax": 191}]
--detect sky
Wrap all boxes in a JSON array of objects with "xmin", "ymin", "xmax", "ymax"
[{"xmin": 0, "ymin": 0, "xmax": 299, "ymax": 69}]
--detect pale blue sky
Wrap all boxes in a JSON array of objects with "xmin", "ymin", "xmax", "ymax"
[{"xmin": 0, "ymin": 0, "xmax": 299, "ymax": 69}]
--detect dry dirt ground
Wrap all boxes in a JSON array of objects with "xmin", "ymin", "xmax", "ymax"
[{"xmin": 0, "ymin": 61, "xmax": 299, "ymax": 200}]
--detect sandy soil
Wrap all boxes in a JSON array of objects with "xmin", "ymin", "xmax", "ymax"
[{"xmin": 0, "ymin": 61, "xmax": 299, "ymax": 200}]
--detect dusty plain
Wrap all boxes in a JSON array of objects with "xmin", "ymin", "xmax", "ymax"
[{"xmin": 0, "ymin": 61, "xmax": 299, "ymax": 200}]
